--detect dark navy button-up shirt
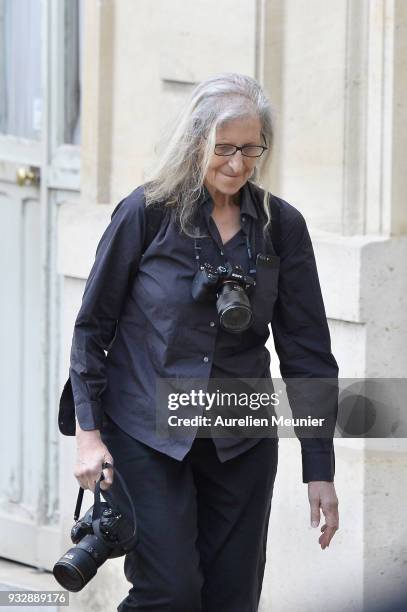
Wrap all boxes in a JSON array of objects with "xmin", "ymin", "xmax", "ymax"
[{"xmin": 64, "ymin": 180, "xmax": 338, "ymax": 483}]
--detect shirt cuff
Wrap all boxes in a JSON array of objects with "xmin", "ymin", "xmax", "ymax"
[
  {"xmin": 75, "ymin": 401, "xmax": 103, "ymax": 432},
  {"xmin": 301, "ymin": 448, "xmax": 335, "ymax": 483}
]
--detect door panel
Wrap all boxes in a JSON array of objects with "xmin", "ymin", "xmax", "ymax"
[
  {"xmin": 0, "ymin": 179, "xmax": 50, "ymax": 566},
  {"xmin": 0, "ymin": 189, "xmax": 24, "ymax": 505}
]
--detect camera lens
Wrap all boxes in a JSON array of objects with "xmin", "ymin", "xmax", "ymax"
[
  {"xmin": 221, "ymin": 304, "xmax": 252, "ymax": 331},
  {"xmin": 53, "ymin": 547, "xmax": 97, "ymax": 592},
  {"xmin": 217, "ymin": 283, "xmax": 253, "ymax": 333},
  {"xmin": 53, "ymin": 534, "xmax": 111, "ymax": 592}
]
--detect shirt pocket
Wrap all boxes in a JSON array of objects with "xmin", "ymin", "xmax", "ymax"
[{"xmin": 250, "ymin": 254, "xmax": 280, "ymax": 333}]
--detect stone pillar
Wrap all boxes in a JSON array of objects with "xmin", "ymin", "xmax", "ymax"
[{"xmin": 259, "ymin": 2, "xmax": 407, "ymax": 610}]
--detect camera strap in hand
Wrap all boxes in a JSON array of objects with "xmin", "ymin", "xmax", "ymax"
[{"xmin": 73, "ymin": 462, "xmax": 138, "ymax": 549}]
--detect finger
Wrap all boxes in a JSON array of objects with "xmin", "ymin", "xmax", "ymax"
[
  {"xmin": 101, "ymin": 453, "xmax": 114, "ymax": 486},
  {"xmin": 87, "ymin": 472, "xmax": 99, "ymax": 493},
  {"xmin": 309, "ymin": 499, "xmax": 321, "ymax": 527},
  {"xmin": 100, "ymin": 468, "xmax": 113, "ymax": 490},
  {"xmin": 319, "ymin": 509, "xmax": 339, "ymax": 537},
  {"xmin": 74, "ymin": 472, "xmax": 89, "ymax": 491},
  {"xmin": 74, "ymin": 465, "xmax": 94, "ymax": 492},
  {"xmin": 319, "ymin": 525, "xmax": 338, "ymax": 548},
  {"xmin": 319, "ymin": 532, "xmax": 336, "ymax": 550},
  {"xmin": 75, "ymin": 478, "xmax": 87, "ymax": 491},
  {"xmin": 104, "ymin": 464, "xmax": 114, "ymax": 480},
  {"xmin": 321, "ymin": 513, "xmax": 339, "ymax": 535},
  {"xmin": 90, "ymin": 461, "xmax": 108, "ymax": 491},
  {"xmin": 321, "ymin": 499, "xmax": 338, "ymax": 519}
]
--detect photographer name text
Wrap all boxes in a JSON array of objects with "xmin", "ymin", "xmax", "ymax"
[{"xmin": 167, "ymin": 414, "xmax": 325, "ymax": 428}]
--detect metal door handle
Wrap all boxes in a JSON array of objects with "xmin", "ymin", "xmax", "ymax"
[{"xmin": 16, "ymin": 166, "xmax": 41, "ymax": 186}]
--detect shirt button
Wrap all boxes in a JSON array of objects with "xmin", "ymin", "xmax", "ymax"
[
  {"xmin": 242, "ymin": 216, "xmax": 246, "ymax": 222},
  {"xmin": 203, "ymin": 356, "xmax": 209, "ymax": 363},
  {"xmin": 209, "ymin": 321, "xmax": 216, "ymax": 327},
  {"xmin": 220, "ymin": 250, "xmax": 224, "ymax": 256}
]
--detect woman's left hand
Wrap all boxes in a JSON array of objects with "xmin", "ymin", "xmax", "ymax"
[{"xmin": 308, "ymin": 481, "xmax": 339, "ymax": 550}]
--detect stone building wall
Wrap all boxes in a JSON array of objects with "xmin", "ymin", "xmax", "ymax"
[{"xmin": 57, "ymin": 2, "xmax": 407, "ymax": 610}]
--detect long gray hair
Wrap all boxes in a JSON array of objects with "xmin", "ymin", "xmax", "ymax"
[{"xmin": 144, "ymin": 72, "xmax": 275, "ymax": 236}]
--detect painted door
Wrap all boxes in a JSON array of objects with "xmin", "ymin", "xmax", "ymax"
[{"xmin": 0, "ymin": 0, "xmax": 81, "ymax": 570}]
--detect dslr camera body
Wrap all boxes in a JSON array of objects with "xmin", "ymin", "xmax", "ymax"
[
  {"xmin": 192, "ymin": 261, "xmax": 256, "ymax": 333},
  {"xmin": 53, "ymin": 463, "xmax": 137, "ymax": 592}
]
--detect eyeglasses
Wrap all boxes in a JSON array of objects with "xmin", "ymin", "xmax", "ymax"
[{"xmin": 214, "ymin": 143, "xmax": 268, "ymax": 158}]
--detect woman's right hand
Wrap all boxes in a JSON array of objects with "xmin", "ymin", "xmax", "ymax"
[{"xmin": 74, "ymin": 426, "xmax": 114, "ymax": 493}]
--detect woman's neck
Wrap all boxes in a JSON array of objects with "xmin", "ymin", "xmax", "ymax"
[{"xmin": 204, "ymin": 184, "xmax": 240, "ymax": 211}]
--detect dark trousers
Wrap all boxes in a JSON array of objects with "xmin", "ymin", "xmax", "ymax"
[{"xmin": 100, "ymin": 415, "xmax": 279, "ymax": 612}]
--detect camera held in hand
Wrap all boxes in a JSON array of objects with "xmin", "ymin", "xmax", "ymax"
[
  {"xmin": 53, "ymin": 463, "xmax": 137, "ymax": 592},
  {"xmin": 192, "ymin": 262, "xmax": 256, "ymax": 333}
]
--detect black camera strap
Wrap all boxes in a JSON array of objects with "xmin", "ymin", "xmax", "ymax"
[
  {"xmin": 193, "ymin": 189, "xmax": 280, "ymax": 276},
  {"xmin": 73, "ymin": 487, "xmax": 84, "ymax": 522},
  {"xmin": 74, "ymin": 462, "xmax": 138, "ymax": 549},
  {"xmin": 193, "ymin": 232, "xmax": 256, "ymax": 274}
]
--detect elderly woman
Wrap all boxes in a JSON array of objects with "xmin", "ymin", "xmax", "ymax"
[{"xmin": 61, "ymin": 73, "xmax": 339, "ymax": 611}]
